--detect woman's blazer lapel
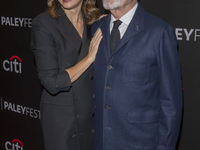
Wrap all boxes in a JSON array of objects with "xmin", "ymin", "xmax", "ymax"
[
  {"xmin": 55, "ymin": 7, "xmax": 82, "ymax": 52},
  {"xmin": 76, "ymin": 25, "xmax": 91, "ymax": 64},
  {"xmin": 54, "ymin": 7, "xmax": 91, "ymax": 65}
]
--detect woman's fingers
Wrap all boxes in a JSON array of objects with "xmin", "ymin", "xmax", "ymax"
[
  {"xmin": 89, "ymin": 28, "xmax": 102, "ymax": 55},
  {"xmin": 92, "ymin": 28, "xmax": 102, "ymax": 44},
  {"xmin": 94, "ymin": 34, "xmax": 102, "ymax": 46},
  {"xmin": 93, "ymin": 28, "xmax": 102, "ymax": 40},
  {"xmin": 96, "ymin": 35, "xmax": 103, "ymax": 48},
  {"xmin": 99, "ymin": 14, "xmax": 107, "ymax": 20}
]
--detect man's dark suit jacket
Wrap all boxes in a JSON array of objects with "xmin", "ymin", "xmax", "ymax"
[
  {"xmin": 31, "ymin": 7, "xmax": 95, "ymax": 150},
  {"xmin": 91, "ymin": 3, "xmax": 182, "ymax": 150}
]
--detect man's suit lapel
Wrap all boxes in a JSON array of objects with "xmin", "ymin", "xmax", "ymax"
[
  {"xmin": 112, "ymin": 4, "xmax": 145, "ymax": 55},
  {"xmin": 55, "ymin": 7, "xmax": 82, "ymax": 52}
]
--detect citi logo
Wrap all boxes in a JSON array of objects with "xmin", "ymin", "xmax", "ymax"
[
  {"xmin": 3, "ymin": 56, "xmax": 22, "ymax": 73},
  {"xmin": 5, "ymin": 139, "xmax": 24, "ymax": 150}
]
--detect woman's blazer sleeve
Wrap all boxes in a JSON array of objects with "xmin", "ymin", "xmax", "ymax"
[{"xmin": 31, "ymin": 16, "xmax": 71, "ymax": 95}]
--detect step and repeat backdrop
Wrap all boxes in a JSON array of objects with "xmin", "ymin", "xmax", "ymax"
[{"xmin": 0, "ymin": 0, "xmax": 199, "ymax": 149}]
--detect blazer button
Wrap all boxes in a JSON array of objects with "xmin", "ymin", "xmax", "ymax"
[
  {"xmin": 92, "ymin": 129, "xmax": 95, "ymax": 133},
  {"xmin": 108, "ymin": 65, "xmax": 113, "ymax": 70},
  {"xmin": 72, "ymin": 134, "xmax": 76, "ymax": 138},
  {"xmin": 105, "ymin": 105, "xmax": 109, "ymax": 110},
  {"xmin": 105, "ymin": 86, "xmax": 110, "ymax": 90},
  {"xmin": 93, "ymin": 94, "xmax": 95, "ymax": 98}
]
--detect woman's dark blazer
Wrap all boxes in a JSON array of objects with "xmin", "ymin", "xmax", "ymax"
[{"xmin": 31, "ymin": 7, "xmax": 95, "ymax": 150}]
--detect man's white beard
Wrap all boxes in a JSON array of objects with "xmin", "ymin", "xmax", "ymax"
[{"xmin": 103, "ymin": 0, "xmax": 122, "ymax": 10}]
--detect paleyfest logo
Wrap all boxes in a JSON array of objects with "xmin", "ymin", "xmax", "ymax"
[
  {"xmin": 3, "ymin": 55, "xmax": 22, "ymax": 74},
  {"xmin": 1, "ymin": 16, "xmax": 32, "ymax": 28},
  {"xmin": 1, "ymin": 97, "xmax": 41, "ymax": 119},
  {"xmin": 5, "ymin": 139, "xmax": 24, "ymax": 150},
  {"xmin": 175, "ymin": 28, "xmax": 200, "ymax": 41}
]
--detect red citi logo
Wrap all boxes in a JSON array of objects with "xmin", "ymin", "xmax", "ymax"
[
  {"xmin": 3, "ymin": 56, "xmax": 22, "ymax": 73},
  {"xmin": 5, "ymin": 139, "xmax": 24, "ymax": 150}
]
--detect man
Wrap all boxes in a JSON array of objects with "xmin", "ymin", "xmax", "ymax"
[{"xmin": 91, "ymin": 0, "xmax": 182, "ymax": 150}]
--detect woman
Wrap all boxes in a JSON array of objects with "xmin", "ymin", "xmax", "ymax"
[{"xmin": 31, "ymin": 0, "xmax": 102, "ymax": 149}]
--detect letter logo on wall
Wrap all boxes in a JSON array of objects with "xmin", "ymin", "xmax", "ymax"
[
  {"xmin": 5, "ymin": 139, "xmax": 24, "ymax": 150},
  {"xmin": 175, "ymin": 28, "xmax": 200, "ymax": 41},
  {"xmin": 3, "ymin": 56, "xmax": 22, "ymax": 73},
  {"xmin": 1, "ymin": 16, "xmax": 32, "ymax": 28},
  {"xmin": 1, "ymin": 97, "xmax": 41, "ymax": 119}
]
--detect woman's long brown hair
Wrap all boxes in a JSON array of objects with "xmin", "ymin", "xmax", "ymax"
[{"xmin": 47, "ymin": 0, "xmax": 100, "ymax": 25}]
